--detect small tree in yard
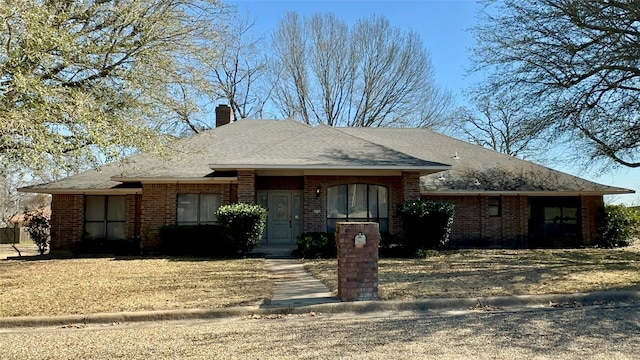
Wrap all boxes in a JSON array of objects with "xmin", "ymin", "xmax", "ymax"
[
  {"xmin": 216, "ymin": 203, "xmax": 267, "ymax": 256},
  {"xmin": 24, "ymin": 209, "xmax": 50, "ymax": 255},
  {"xmin": 398, "ymin": 199, "xmax": 455, "ymax": 254},
  {"xmin": 597, "ymin": 205, "xmax": 640, "ymax": 248}
]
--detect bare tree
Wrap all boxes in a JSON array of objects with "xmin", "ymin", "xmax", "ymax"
[
  {"xmin": 472, "ymin": 0, "xmax": 640, "ymax": 168},
  {"xmin": 453, "ymin": 93, "xmax": 546, "ymax": 159},
  {"xmin": 271, "ymin": 12, "xmax": 453, "ymax": 128},
  {"xmin": 207, "ymin": 17, "xmax": 271, "ymax": 121}
]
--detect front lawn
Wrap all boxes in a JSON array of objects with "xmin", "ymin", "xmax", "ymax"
[
  {"xmin": 304, "ymin": 246, "xmax": 640, "ymax": 299},
  {"xmin": 0, "ymin": 257, "xmax": 271, "ymax": 317}
]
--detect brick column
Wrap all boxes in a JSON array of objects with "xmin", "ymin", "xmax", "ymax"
[
  {"xmin": 50, "ymin": 194, "xmax": 84, "ymax": 253},
  {"xmin": 581, "ymin": 195, "xmax": 604, "ymax": 245},
  {"xmin": 402, "ymin": 171, "xmax": 421, "ymax": 201},
  {"xmin": 237, "ymin": 170, "xmax": 256, "ymax": 204},
  {"xmin": 336, "ymin": 222, "xmax": 380, "ymax": 301}
]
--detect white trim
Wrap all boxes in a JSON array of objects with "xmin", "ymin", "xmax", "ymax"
[
  {"xmin": 210, "ymin": 164, "xmax": 451, "ymax": 172},
  {"xmin": 18, "ymin": 188, "xmax": 142, "ymax": 195},
  {"xmin": 421, "ymin": 190, "xmax": 635, "ymax": 196},
  {"xmin": 111, "ymin": 177, "xmax": 238, "ymax": 184}
]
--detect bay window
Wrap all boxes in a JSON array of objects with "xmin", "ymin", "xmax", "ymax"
[{"xmin": 327, "ymin": 184, "xmax": 388, "ymax": 233}]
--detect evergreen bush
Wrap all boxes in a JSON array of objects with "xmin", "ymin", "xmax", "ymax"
[
  {"xmin": 296, "ymin": 232, "xmax": 336, "ymax": 258},
  {"xmin": 216, "ymin": 203, "xmax": 267, "ymax": 255},
  {"xmin": 597, "ymin": 204, "xmax": 640, "ymax": 247},
  {"xmin": 24, "ymin": 209, "xmax": 50, "ymax": 255},
  {"xmin": 398, "ymin": 199, "xmax": 455, "ymax": 253}
]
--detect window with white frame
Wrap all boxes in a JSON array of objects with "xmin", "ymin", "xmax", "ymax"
[
  {"xmin": 326, "ymin": 184, "xmax": 388, "ymax": 233},
  {"xmin": 85, "ymin": 195, "xmax": 126, "ymax": 240},
  {"xmin": 176, "ymin": 194, "xmax": 221, "ymax": 225}
]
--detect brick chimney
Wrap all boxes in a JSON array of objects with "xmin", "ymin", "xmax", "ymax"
[{"xmin": 215, "ymin": 104, "xmax": 232, "ymax": 127}]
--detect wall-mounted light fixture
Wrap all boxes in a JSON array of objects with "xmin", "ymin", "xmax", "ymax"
[{"xmin": 316, "ymin": 186, "xmax": 321, "ymax": 197}]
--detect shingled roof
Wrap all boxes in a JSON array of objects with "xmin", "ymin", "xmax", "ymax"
[{"xmin": 20, "ymin": 119, "xmax": 633, "ymax": 196}]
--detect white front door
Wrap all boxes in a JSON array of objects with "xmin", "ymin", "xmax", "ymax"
[{"xmin": 258, "ymin": 191, "xmax": 303, "ymax": 244}]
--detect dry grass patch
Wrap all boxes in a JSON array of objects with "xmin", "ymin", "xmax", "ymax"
[
  {"xmin": 303, "ymin": 246, "xmax": 640, "ymax": 300},
  {"xmin": 0, "ymin": 257, "xmax": 271, "ymax": 317}
]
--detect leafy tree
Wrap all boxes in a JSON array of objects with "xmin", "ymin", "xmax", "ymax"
[
  {"xmin": 0, "ymin": 0, "xmax": 227, "ymax": 174},
  {"xmin": 472, "ymin": 0, "xmax": 640, "ymax": 168},
  {"xmin": 271, "ymin": 12, "xmax": 453, "ymax": 128}
]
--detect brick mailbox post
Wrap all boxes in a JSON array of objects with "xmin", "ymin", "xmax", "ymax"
[{"xmin": 336, "ymin": 222, "xmax": 380, "ymax": 301}]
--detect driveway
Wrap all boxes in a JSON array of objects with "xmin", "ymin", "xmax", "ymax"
[
  {"xmin": 0, "ymin": 244, "xmax": 40, "ymax": 259},
  {"xmin": 1, "ymin": 304, "xmax": 638, "ymax": 359}
]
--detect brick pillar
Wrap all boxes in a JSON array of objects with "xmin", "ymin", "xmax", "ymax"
[
  {"xmin": 50, "ymin": 194, "xmax": 84, "ymax": 254},
  {"xmin": 237, "ymin": 170, "xmax": 256, "ymax": 204},
  {"xmin": 402, "ymin": 171, "xmax": 421, "ymax": 201},
  {"xmin": 581, "ymin": 195, "xmax": 604, "ymax": 245},
  {"xmin": 336, "ymin": 222, "xmax": 380, "ymax": 301}
]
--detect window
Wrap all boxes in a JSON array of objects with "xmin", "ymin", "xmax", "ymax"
[
  {"xmin": 85, "ymin": 195, "xmax": 126, "ymax": 240},
  {"xmin": 488, "ymin": 197, "xmax": 501, "ymax": 217},
  {"xmin": 327, "ymin": 184, "xmax": 388, "ymax": 233},
  {"xmin": 543, "ymin": 206, "xmax": 578, "ymax": 238},
  {"xmin": 176, "ymin": 194, "xmax": 220, "ymax": 225}
]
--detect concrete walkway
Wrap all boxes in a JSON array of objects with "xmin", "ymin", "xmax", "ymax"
[
  {"xmin": 262, "ymin": 258, "xmax": 339, "ymax": 309},
  {"xmin": 249, "ymin": 243, "xmax": 339, "ymax": 308}
]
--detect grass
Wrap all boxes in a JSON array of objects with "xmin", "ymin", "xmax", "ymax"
[
  {"xmin": 303, "ymin": 245, "xmax": 640, "ymax": 300},
  {"xmin": 0, "ymin": 257, "xmax": 271, "ymax": 317}
]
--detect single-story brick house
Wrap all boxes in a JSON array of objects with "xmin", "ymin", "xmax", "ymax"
[{"xmin": 19, "ymin": 105, "xmax": 633, "ymax": 253}]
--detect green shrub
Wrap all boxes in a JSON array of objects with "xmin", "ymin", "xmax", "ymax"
[
  {"xmin": 378, "ymin": 232, "xmax": 411, "ymax": 257},
  {"xmin": 597, "ymin": 204, "xmax": 640, "ymax": 247},
  {"xmin": 398, "ymin": 199, "xmax": 455, "ymax": 253},
  {"xmin": 159, "ymin": 224, "xmax": 234, "ymax": 256},
  {"xmin": 296, "ymin": 232, "xmax": 336, "ymax": 258},
  {"xmin": 216, "ymin": 203, "xmax": 267, "ymax": 255},
  {"xmin": 23, "ymin": 209, "xmax": 50, "ymax": 255}
]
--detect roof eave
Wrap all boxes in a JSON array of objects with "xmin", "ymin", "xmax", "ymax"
[
  {"xmin": 18, "ymin": 187, "xmax": 142, "ymax": 195},
  {"xmin": 421, "ymin": 189, "xmax": 635, "ymax": 196},
  {"xmin": 209, "ymin": 164, "xmax": 451, "ymax": 176},
  {"xmin": 110, "ymin": 177, "xmax": 238, "ymax": 184}
]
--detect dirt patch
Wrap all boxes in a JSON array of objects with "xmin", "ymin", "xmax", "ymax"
[
  {"xmin": 0, "ymin": 257, "xmax": 272, "ymax": 317},
  {"xmin": 303, "ymin": 246, "xmax": 640, "ymax": 299}
]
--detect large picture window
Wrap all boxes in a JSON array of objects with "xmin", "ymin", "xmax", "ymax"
[
  {"xmin": 176, "ymin": 194, "xmax": 220, "ymax": 225},
  {"xmin": 85, "ymin": 195, "xmax": 126, "ymax": 240},
  {"xmin": 327, "ymin": 184, "xmax": 388, "ymax": 233}
]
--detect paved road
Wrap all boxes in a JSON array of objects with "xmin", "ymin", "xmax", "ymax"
[{"xmin": 1, "ymin": 304, "xmax": 638, "ymax": 359}]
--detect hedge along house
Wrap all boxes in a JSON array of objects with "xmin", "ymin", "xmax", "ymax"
[{"xmin": 19, "ymin": 105, "xmax": 633, "ymax": 254}]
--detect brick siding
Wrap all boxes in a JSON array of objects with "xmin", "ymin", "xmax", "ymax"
[
  {"xmin": 237, "ymin": 170, "xmax": 256, "ymax": 204},
  {"xmin": 581, "ymin": 195, "xmax": 604, "ymax": 245},
  {"xmin": 422, "ymin": 194, "xmax": 602, "ymax": 248},
  {"xmin": 140, "ymin": 183, "xmax": 233, "ymax": 251},
  {"xmin": 50, "ymin": 194, "xmax": 84, "ymax": 252},
  {"xmin": 402, "ymin": 171, "xmax": 421, "ymax": 201},
  {"xmin": 48, "ymin": 177, "xmax": 606, "ymax": 252}
]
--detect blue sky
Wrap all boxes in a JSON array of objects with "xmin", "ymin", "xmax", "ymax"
[{"xmin": 228, "ymin": 0, "xmax": 639, "ymax": 204}]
